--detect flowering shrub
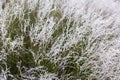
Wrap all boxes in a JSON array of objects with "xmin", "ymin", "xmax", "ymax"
[{"xmin": 0, "ymin": 0, "xmax": 120, "ymax": 80}]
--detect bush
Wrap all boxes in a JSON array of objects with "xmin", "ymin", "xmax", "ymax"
[{"xmin": 0, "ymin": 0, "xmax": 120, "ymax": 80}]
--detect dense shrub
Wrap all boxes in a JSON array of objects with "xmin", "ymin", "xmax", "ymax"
[{"xmin": 0, "ymin": 0, "xmax": 120, "ymax": 80}]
